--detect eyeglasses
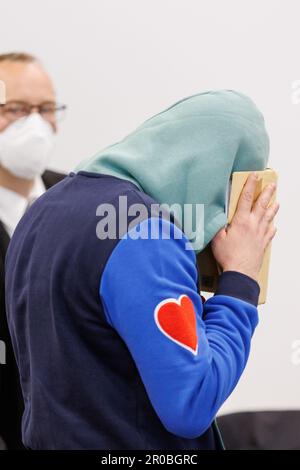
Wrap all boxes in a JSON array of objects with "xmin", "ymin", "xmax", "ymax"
[{"xmin": 0, "ymin": 100, "xmax": 67, "ymax": 124}]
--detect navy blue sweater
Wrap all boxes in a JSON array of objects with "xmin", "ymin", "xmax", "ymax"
[{"xmin": 5, "ymin": 172, "xmax": 260, "ymax": 450}]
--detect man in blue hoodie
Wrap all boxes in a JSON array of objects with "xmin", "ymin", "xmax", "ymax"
[{"xmin": 5, "ymin": 90, "xmax": 279, "ymax": 449}]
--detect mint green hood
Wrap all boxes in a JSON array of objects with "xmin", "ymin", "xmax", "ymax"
[{"xmin": 75, "ymin": 90, "xmax": 269, "ymax": 252}]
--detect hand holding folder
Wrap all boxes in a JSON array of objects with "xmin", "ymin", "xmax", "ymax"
[{"xmin": 197, "ymin": 168, "xmax": 278, "ymax": 304}]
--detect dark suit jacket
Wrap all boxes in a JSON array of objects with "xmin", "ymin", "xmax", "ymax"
[{"xmin": 0, "ymin": 169, "xmax": 65, "ymax": 449}]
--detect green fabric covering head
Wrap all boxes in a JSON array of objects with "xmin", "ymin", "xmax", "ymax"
[{"xmin": 75, "ymin": 89, "xmax": 269, "ymax": 252}]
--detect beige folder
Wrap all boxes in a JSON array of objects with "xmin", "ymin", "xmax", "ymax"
[{"xmin": 197, "ymin": 168, "xmax": 278, "ymax": 304}]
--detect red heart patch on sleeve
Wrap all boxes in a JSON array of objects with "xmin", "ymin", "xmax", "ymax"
[{"xmin": 154, "ymin": 295, "xmax": 198, "ymax": 355}]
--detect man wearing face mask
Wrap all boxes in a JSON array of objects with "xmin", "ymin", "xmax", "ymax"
[{"xmin": 0, "ymin": 52, "xmax": 66, "ymax": 449}]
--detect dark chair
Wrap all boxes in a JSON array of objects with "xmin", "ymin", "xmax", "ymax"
[{"xmin": 217, "ymin": 410, "xmax": 300, "ymax": 450}]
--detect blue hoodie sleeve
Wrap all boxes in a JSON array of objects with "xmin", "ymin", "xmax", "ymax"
[{"xmin": 99, "ymin": 217, "xmax": 259, "ymax": 439}]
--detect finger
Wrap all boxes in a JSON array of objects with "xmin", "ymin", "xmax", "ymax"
[
  {"xmin": 235, "ymin": 172, "xmax": 259, "ymax": 216},
  {"xmin": 252, "ymin": 182, "xmax": 277, "ymax": 220},
  {"xmin": 263, "ymin": 225, "xmax": 277, "ymax": 250},
  {"xmin": 262, "ymin": 201, "xmax": 280, "ymax": 227}
]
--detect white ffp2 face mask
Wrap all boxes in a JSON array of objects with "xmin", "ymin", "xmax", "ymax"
[{"xmin": 0, "ymin": 113, "xmax": 55, "ymax": 180}]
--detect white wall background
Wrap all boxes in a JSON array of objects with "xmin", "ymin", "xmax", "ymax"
[{"xmin": 1, "ymin": 0, "xmax": 300, "ymax": 414}]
